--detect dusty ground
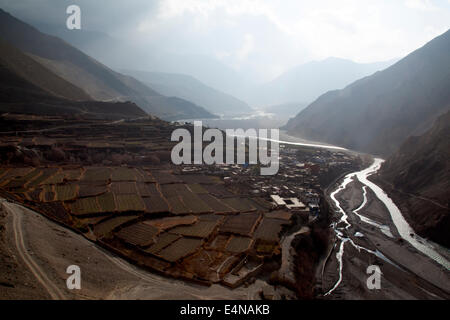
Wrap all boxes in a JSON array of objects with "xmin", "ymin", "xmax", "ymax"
[
  {"xmin": 321, "ymin": 180, "xmax": 450, "ymax": 300},
  {"xmin": 0, "ymin": 202, "xmax": 49, "ymax": 299},
  {"xmin": 0, "ymin": 198, "xmax": 269, "ymax": 300}
]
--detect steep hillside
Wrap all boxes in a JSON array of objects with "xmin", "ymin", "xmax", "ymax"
[
  {"xmin": 248, "ymin": 57, "xmax": 395, "ymax": 107},
  {"xmin": 0, "ymin": 9, "xmax": 214, "ymax": 120},
  {"xmin": 122, "ymin": 70, "xmax": 252, "ymax": 116},
  {"xmin": 375, "ymin": 111, "xmax": 450, "ymax": 247},
  {"xmin": 0, "ymin": 47, "xmax": 146, "ymax": 119},
  {"xmin": 0, "ymin": 64, "xmax": 146, "ymax": 119},
  {"xmin": 0, "ymin": 38, "xmax": 90, "ymax": 101},
  {"xmin": 284, "ymin": 30, "xmax": 450, "ymax": 156}
]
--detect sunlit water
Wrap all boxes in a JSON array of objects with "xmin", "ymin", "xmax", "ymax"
[
  {"xmin": 254, "ymin": 136, "xmax": 450, "ymax": 293},
  {"xmin": 356, "ymin": 158, "xmax": 450, "ymax": 270},
  {"xmin": 324, "ymin": 158, "xmax": 449, "ymax": 295}
]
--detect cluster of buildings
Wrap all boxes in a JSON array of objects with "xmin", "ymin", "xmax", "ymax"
[{"xmin": 181, "ymin": 146, "xmax": 360, "ymax": 221}]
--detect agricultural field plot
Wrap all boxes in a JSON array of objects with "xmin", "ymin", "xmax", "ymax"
[
  {"xmin": 219, "ymin": 213, "xmax": 262, "ymax": 236},
  {"xmin": 111, "ymin": 167, "xmax": 137, "ymax": 181},
  {"xmin": 93, "ymin": 215, "xmax": 139, "ymax": 238},
  {"xmin": 38, "ymin": 202, "xmax": 72, "ymax": 225},
  {"xmin": 199, "ymin": 214, "xmax": 224, "ymax": 222},
  {"xmin": 160, "ymin": 184, "xmax": 191, "ymax": 197},
  {"xmin": 203, "ymin": 184, "xmax": 234, "ymax": 197},
  {"xmin": 220, "ymin": 197, "xmax": 256, "ymax": 212},
  {"xmin": 166, "ymin": 195, "xmax": 190, "ymax": 215},
  {"xmin": 81, "ymin": 167, "xmax": 111, "ymax": 182},
  {"xmin": 225, "ymin": 236, "xmax": 253, "ymax": 254},
  {"xmin": 180, "ymin": 193, "xmax": 212, "ymax": 214},
  {"xmin": 41, "ymin": 184, "xmax": 55, "ymax": 202},
  {"xmin": 254, "ymin": 218, "xmax": 288, "ymax": 243},
  {"xmin": 254, "ymin": 242, "xmax": 278, "ymax": 256},
  {"xmin": 142, "ymin": 196, "xmax": 170, "ymax": 213},
  {"xmin": 3, "ymin": 168, "xmax": 41, "ymax": 190},
  {"xmin": 264, "ymin": 210, "xmax": 292, "ymax": 221},
  {"xmin": 27, "ymin": 168, "xmax": 59, "ymax": 188},
  {"xmin": 0, "ymin": 168, "xmax": 34, "ymax": 187},
  {"xmin": 115, "ymin": 222, "xmax": 159, "ymax": 247},
  {"xmin": 42, "ymin": 170, "xmax": 65, "ymax": 184},
  {"xmin": 169, "ymin": 220, "xmax": 218, "ymax": 238},
  {"xmin": 197, "ymin": 194, "xmax": 235, "ymax": 213},
  {"xmin": 249, "ymin": 197, "xmax": 274, "ymax": 211},
  {"xmin": 78, "ymin": 183, "xmax": 108, "ymax": 198},
  {"xmin": 0, "ymin": 168, "xmax": 10, "ymax": 180},
  {"xmin": 115, "ymin": 194, "xmax": 145, "ymax": 212},
  {"xmin": 134, "ymin": 168, "xmax": 155, "ymax": 183},
  {"xmin": 186, "ymin": 183, "xmax": 209, "ymax": 194},
  {"xmin": 162, "ymin": 185, "xmax": 218, "ymax": 214},
  {"xmin": 114, "ymin": 194, "xmax": 145, "ymax": 212},
  {"xmin": 54, "ymin": 184, "xmax": 78, "ymax": 201},
  {"xmin": 110, "ymin": 182, "xmax": 137, "ymax": 194},
  {"xmin": 136, "ymin": 182, "xmax": 160, "ymax": 197},
  {"xmin": 143, "ymin": 233, "xmax": 181, "ymax": 255},
  {"xmin": 63, "ymin": 168, "xmax": 83, "ymax": 181},
  {"xmin": 26, "ymin": 188, "xmax": 42, "ymax": 202},
  {"xmin": 207, "ymin": 234, "xmax": 231, "ymax": 251},
  {"xmin": 157, "ymin": 237, "xmax": 203, "ymax": 262},
  {"xmin": 96, "ymin": 192, "xmax": 116, "ymax": 212},
  {"xmin": 179, "ymin": 174, "xmax": 223, "ymax": 184},
  {"xmin": 74, "ymin": 216, "xmax": 107, "ymax": 229},
  {"xmin": 151, "ymin": 171, "xmax": 182, "ymax": 184},
  {"xmin": 69, "ymin": 197, "xmax": 101, "ymax": 216},
  {"xmin": 144, "ymin": 216, "xmax": 197, "ymax": 231}
]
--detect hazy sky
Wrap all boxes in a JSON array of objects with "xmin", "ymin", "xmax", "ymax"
[{"xmin": 2, "ymin": 0, "xmax": 450, "ymax": 80}]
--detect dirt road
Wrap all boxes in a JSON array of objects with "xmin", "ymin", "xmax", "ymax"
[
  {"xmin": 0, "ymin": 198, "xmax": 266, "ymax": 300},
  {"xmin": 6, "ymin": 200, "xmax": 66, "ymax": 300}
]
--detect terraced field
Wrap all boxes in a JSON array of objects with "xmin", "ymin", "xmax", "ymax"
[
  {"xmin": 226, "ymin": 236, "xmax": 253, "ymax": 253},
  {"xmin": 110, "ymin": 182, "xmax": 137, "ymax": 194},
  {"xmin": 115, "ymin": 222, "xmax": 159, "ymax": 247},
  {"xmin": 115, "ymin": 194, "xmax": 145, "ymax": 212},
  {"xmin": 219, "ymin": 213, "xmax": 262, "ymax": 236},
  {"xmin": 0, "ymin": 165, "xmax": 294, "ymax": 286},
  {"xmin": 54, "ymin": 184, "xmax": 78, "ymax": 201},
  {"xmin": 170, "ymin": 220, "xmax": 218, "ymax": 238},
  {"xmin": 111, "ymin": 167, "xmax": 137, "ymax": 181},
  {"xmin": 158, "ymin": 237, "xmax": 203, "ymax": 262}
]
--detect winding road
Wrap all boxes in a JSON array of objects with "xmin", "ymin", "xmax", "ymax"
[
  {"xmin": 1, "ymin": 198, "xmax": 264, "ymax": 300},
  {"xmin": 2, "ymin": 200, "xmax": 66, "ymax": 300}
]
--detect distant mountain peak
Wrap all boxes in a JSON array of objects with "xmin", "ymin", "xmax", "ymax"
[{"xmin": 284, "ymin": 29, "xmax": 450, "ymax": 156}]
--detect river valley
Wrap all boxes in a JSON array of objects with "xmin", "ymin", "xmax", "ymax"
[{"xmin": 320, "ymin": 158, "xmax": 450, "ymax": 299}]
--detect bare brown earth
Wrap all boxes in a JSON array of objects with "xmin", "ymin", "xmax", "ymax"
[
  {"xmin": 0, "ymin": 198, "xmax": 270, "ymax": 300},
  {"xmin": 321, "ymin": 179, "xmax": 450, "ymax": 300}
]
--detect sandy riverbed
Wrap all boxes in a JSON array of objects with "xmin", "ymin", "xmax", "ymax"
[{"xmin": 321, "ymin": 179, "xmax": 450, "ymax": 299}]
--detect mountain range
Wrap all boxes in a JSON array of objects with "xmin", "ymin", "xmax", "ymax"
[
  {"xmin": 19, "ymin": 20, "xmax": 255, "ymax": 102},
  {"xmin": 122, "ymin": 70, "xmax": 253, "ymax": 116},
  {"xmin": 284, "ymin": 29, "xmax": 450, "ymax": 156},
  {"xmin": 246, "ymin": 57, "xmax": 396, "ymax": 107},
  {"xmin": 0, "ymin": 9, "xmax": 215, "ymax": 121}
]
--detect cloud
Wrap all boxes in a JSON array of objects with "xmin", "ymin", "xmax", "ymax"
[
  {"xmin": 404, "ymin": 0, "xmax": 438, "ymax": 11},
  {"xmin": 236, "ymin": 33, "xmax": 255, "ymax": 61},
  {"xmin": 1, "ymin": 0, "xmax": 450, "ymax": 81}
]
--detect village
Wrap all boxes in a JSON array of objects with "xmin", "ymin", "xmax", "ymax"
[{"xmin": 0, "ymin": 114, "xmax": 362, "ymax": 297}]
